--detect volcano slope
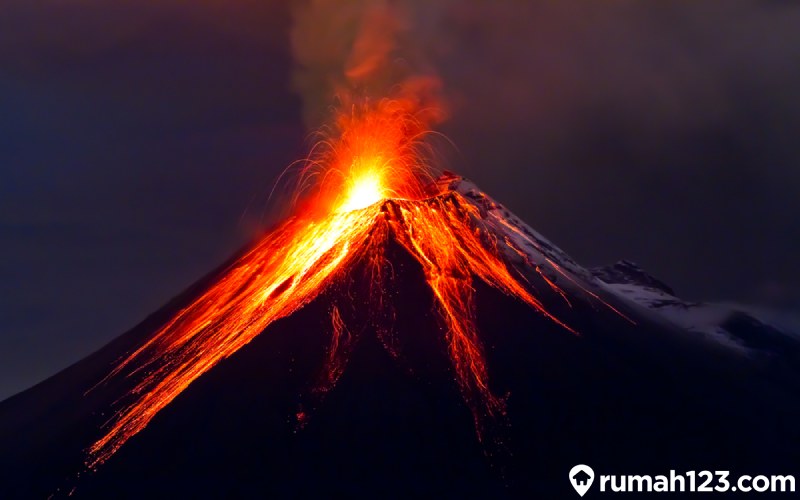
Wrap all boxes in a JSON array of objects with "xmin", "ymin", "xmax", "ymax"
[{"xmin": 1, "ymin": 177, "xmax": 798, "ymax": 499}]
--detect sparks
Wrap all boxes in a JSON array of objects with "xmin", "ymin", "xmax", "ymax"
[{"xmin": 87, "ymin": 99, "xmax": 586, "ymax": 469}]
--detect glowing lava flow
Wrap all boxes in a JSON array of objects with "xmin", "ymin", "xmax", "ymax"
[{"xmin": 87, "ymin": 101, "xmax": 579, "ymax": 468}]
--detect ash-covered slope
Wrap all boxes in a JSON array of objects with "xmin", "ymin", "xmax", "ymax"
[{"xmin": 1, "ymin": 176, "xmax": 799, "ymax": 499}]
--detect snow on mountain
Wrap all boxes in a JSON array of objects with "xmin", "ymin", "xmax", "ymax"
[
  {"xmin": 448, "ymin": 175, "xmax": 597, "ymax": 281},
  {"xmin": 446, "ymin": 174, "xmax": 799, "ymax": 359},
  {"xmin": 592, "ymin": 260, "xmax": 800, "ymax": 359}
]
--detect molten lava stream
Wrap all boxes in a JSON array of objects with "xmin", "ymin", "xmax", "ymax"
[
  {"xmin": 88, "ymin": 205, "xmax": 380, "ymax": 468},
  {"xmin": 383, "ymin": 196, "xmax": 578, "ymax": 435}
]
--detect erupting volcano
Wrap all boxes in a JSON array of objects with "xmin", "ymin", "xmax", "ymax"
[
  {"xmin": 2, "ymin": 95, "xmax": 800, "ymax": 496},
  {"xmin": 4, "ymin": 13, "xmax": 800, "ymax": 496},
  {"xmin": 86, "ymin": 99, "xmax": 628, "ymax": 469},
  {"xmin": 2, "ymin": 84, "xmax": 800, "ymax": 498}
]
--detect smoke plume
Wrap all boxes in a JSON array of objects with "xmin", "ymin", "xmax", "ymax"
[{"xmin": 289, "ymin": 0, "xmax": 447, "ymax": 129}]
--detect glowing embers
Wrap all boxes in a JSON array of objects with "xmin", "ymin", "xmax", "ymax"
[{"xmin": 301, "ymin": 101, "xmax": 440, "ymax": 216}]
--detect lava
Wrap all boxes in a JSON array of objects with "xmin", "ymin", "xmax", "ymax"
[{"xmin": 87, "ymin": 99, "xmax": 580, "ymax": 469}]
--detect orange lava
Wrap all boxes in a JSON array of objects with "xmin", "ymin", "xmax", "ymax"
[
  {"xmin": 316, "ymin": 304, "xmax": 354, "ymax": 396},
  {"xmin": 87, "ymin": 100, "xmax": 578, "ymax": 468}
]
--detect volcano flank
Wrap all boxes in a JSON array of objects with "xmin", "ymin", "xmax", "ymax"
[{"xmin": 1, "ymin": 174, "xmax": 798, "ymax": 499}]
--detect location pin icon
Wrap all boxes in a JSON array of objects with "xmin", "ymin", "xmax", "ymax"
[{"xmin": 569, "ymin": 464, "xmax": 595, "ymax": 497}]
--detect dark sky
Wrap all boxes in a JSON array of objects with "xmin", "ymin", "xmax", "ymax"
[{"xmin": 2, "ymin": 0, "xmax": 799, "ymax": 400}]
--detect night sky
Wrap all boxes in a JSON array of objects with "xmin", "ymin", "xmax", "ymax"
[{"xmin": 2, "ymin": 0, "xmax": 799, "ymax": 400}]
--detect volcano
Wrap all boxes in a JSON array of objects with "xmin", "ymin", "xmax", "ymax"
[
  {"xmin": 2, "ymin": 97, "xmax": 800, "ymax": 498},
  {"xmin": 1, "ymin": 171, "xmax": 799, "ymax": 499}
]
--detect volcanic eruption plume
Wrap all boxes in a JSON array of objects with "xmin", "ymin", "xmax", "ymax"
[{"xmin": 85, "ymin": 1, "xmax": 626, "ymax": 469}]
